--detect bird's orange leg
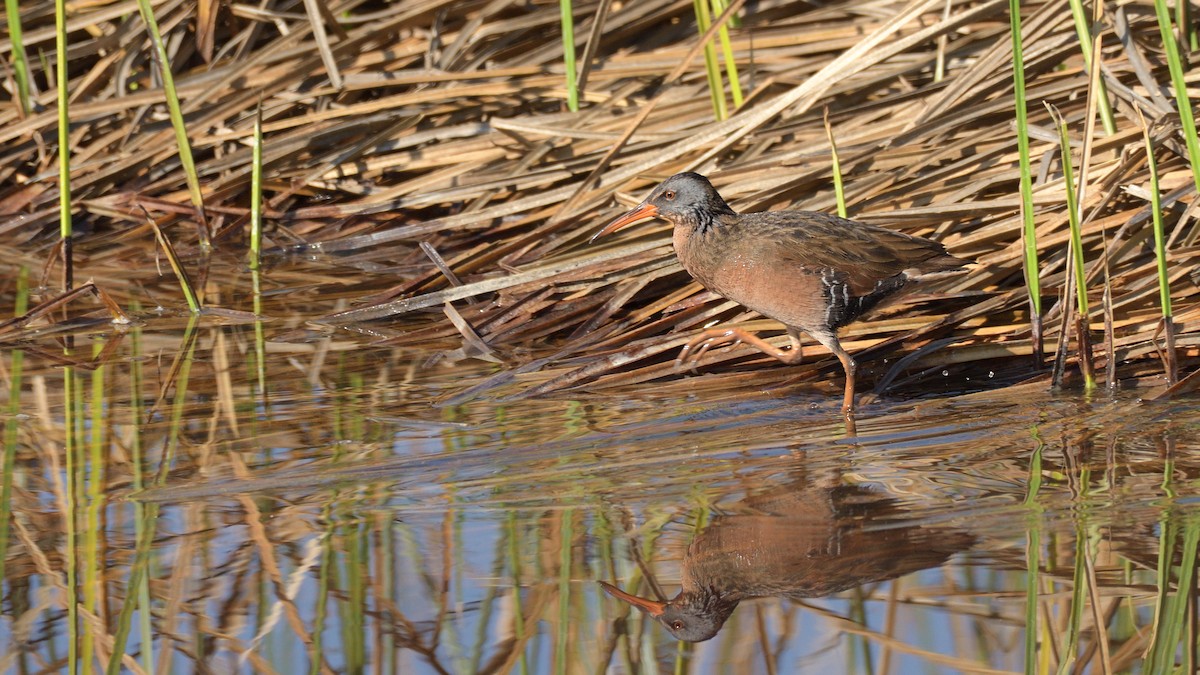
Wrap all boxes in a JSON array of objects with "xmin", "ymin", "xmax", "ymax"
[
  {"xmin": 807, "ymin": 330, "xmax": 858, "ymax": 414},
  {"xmin": 676, "ymin": 327, "xmax": 805, "ymax": 371}
]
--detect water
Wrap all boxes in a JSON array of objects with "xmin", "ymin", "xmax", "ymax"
[{"xmin": 1, "ymin": 295, "xmax": 1198, "ymax": 674}]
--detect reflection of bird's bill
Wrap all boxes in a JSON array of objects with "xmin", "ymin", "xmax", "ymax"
[
  {"xmin": 598, "ymin": 580, "xmax": 666, "ymax": 616},
  {"xmin": 590, "ymin": 203, "xmax": 660, "ymax": 243}
]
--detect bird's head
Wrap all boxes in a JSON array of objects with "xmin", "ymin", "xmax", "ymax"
[
  {"xmin": 590, "ymin": 172, "xmax": 735, "ymax": 242},
  {"xmin": 599, "ymin": 580, "xmax": 736, "ymax": 642}
]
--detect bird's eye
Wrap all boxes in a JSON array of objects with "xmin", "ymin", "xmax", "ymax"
[
  {"xmin": 671, "ymin": 620, "xmax": 684, "ymax": 630},
  {"xmin": 664, "ymin": 190, "xmax": 676, "ymax": 200}
]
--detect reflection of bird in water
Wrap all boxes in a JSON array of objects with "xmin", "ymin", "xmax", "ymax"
[{"xmin": 601, "ymin": 478, "xmax": 974, "ymax": 642}]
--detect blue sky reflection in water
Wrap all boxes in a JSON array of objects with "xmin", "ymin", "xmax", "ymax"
[{"xmin": 0, "ymin": 319, "xmax": 1198, "ymax": 674}]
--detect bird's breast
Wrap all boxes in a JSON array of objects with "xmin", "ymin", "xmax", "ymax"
[{"xmin": 674, "ymin": 234, "xmax": 833, "ymax": 332}]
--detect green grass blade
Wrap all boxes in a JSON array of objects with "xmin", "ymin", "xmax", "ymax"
[
  {"xmin": 693, "ymin": 0, "xmax": 727, "ymax": 120},
  {"xmin": 55, "ymin": 0, "xmax": 72, "ymax": 290},
  {"xmin": 555, "ymin": 508, "xmax": 574, "ymax": 675},
  {"xmin": 250, "ymin": 102, "xmax": 264, "ymax": 270},
  {"xmin": 64, "ymin": 362, "xmax": 79, "ymax": 675},
  {"xmin": 506, "ymin": 512, "xmax": 529, "ymax": 675},
  {"xmin": 824, "ymin": 108, "xmax": 847, "ymax": 218},
  {"xmin": 710, "ymin": 0, "xmax": 742, "ymax": 108},
  {"xmin": 1055, "ymin": 524, "xmax": 1088, "ymax": 674},
  {"xmin": 105, "ymin": 503, "xmax": 161, "ymax": 675},
  {"xmin": 4, "ymin": 0, "xmax": 32, "ymax": 115},
  {"xmin": 1067, "ymin": 0, "xmax": 1115, "ymax": 135},
  {"xmin": 135, "ymin": 0, "xmax": 208, "ymax": 246},
  {"xmin": 0, "ymin": 269, "xmax": 29, "ymax": 584},
  {"xmin": 1022, "ymin": 428, "xmax": 1044, "ymax": 674},
  {"xmin": 1048, "ymin": 103, "xmax": 1094, "ymax": 389},
  {"xmin": 1153, "ymin": 0, "xmax": 1200, "ymax": 194},
  {"xmin": 1009, "ymin": 0, "xmax": 1041, "ymax": 332},
  {"xmin": 559, "ymin": 0, "xmax": 579, "ymax": 112}
]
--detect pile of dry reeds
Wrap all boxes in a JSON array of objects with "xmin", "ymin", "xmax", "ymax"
[{"xmin": 2, "ymin": 0, "xmax": 1198, "ymax": 399}]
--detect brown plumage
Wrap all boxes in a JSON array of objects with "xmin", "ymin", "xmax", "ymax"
[
  {"xmin": 592, "ymin": 172, "xmax": 967, "ymax": 413},
  {"xmin": 600, "ymin": 477, "xmax": 975, "ymax": 642}
]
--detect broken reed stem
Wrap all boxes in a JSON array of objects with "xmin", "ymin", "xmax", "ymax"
[
  {"xmin": 1009, "ymin": 0, "xmax": 1042, "ymax": 365},
  {"xmin": 141, "ymin": 207, "xmax": 201, "ymax": 313},
  {"xmin": 0, "ymin": 281, "xmax": 130, "ymax": 336}
]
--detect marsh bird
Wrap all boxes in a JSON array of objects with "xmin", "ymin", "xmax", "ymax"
[
  {"xmin": 599, "ymin": 480, "xmax": 974, "ymax": 642},
  {"xmin": 591, "ymin": 172, "xmax": 967, "ymax": 413}
]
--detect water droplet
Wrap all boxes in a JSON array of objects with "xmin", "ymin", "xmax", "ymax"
[
  {"xmin": 942, "ymin": 370, "xmax": 949, "ymax": 377},
  {"xmin": 988, "ymin": 371, "xmax": 995, "ymax": 378}
]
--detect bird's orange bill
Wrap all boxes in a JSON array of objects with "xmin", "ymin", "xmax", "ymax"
[
  {"xmin": 589, "ymin": 203, "xmax": 659, "ymax": 243},
  {"xmin": 598, "ymin": 581, "xmax": 667, "ymax": 616}
]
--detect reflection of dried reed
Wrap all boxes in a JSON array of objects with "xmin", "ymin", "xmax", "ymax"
[{"xmin": 3, "ymin": 1, "xmax": 1200, "ymax": 672}]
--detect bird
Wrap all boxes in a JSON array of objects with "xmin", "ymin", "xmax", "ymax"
[
  {"xmin": 599, "ymin": 474, "xmax": 974, "ymax": 642},
  {"xmin": 590, "ymin": 172, "xmax": 967, "ymax": 413}
]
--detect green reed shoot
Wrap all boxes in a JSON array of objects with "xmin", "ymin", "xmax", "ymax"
[
  {"xmin": 81, "ymin": 341, "xmax": 106, "ymax": 672},
  {"xmin": 1023, "ymin": 431, "xmax": 1045, "ymax": 673},
  {"xmin": 1009, "ymin": 0, "xmax": 1041, "ymax": 357},
  {"xmin": 710, "ymin": 0, "xmax": 743, "ymax": 109},
  {"xmin": 4, "ymin": 0, "xmax": 32, "ymax": 115},
  {"xmin": 555, "ymin": 508, "xmax": 574, "ymax": 675},
  {"xmin": 1146, "ymin": 513, "xmax": 1200, "ymax": 673},
  {"xmin": 694, "ymin": 0, "xmax": 727, "ymax": 120},
  {"xmin": 1056, "ymin": 515, "xmax": 1090, "ymax": 673},
  {"xmin": 559, "ymin": 0, "xmax": 579, "ymax": 112},
  {"xmin": 311, "ymin": 515, "xmax": 333, "ymax": 675},
  {"xmin": 339, "ymin": 520, "xmax": 367, "ymax": 672},
  {"xmin": 824, "ymin": 108, "xmax": 847, "ymax": 218},
  {"xmin": 106, "ymin": 501, "xmax": 160, "ymax": 675},
  {"xmin": 153, "ymin": 315, "xmax": 200, "ymax": 485},
  {"xmin": 55, "ymin": 0, "xmax": 72, "ymax": 290},
  {"xmin": 252, "ymin": 269, "xmax": 267, "ymax": 396},
  {"xmin": 506, "ymin": 512, "xmax": 529, "ymax": 675},
  {"xmin": 64, "ymin": 363, "xmax": 79, "ymax": 675},
  {"xmin": 0, "ymin": 269, "xmax": 29, "ymax": 583},
  {"xmin": 1067, "ymin": 0, "xmax": 1114, "ymax": 136},
  {"xmin": 1153, "ymin": 0, "xmax": 1200, "ymax": 194},
  {"xmin": 135, "ymin": 0, "xmax": 208, "ymax": 245},
  {"xmin": 1049, "ymin": 104, "xmax": 1094, "ymax": 389},
  {"xmin": 250, "ymin": 102, "xmax": 264, "ymax": 270},
  {"xmin": 1141, "ymin": 116, "xmax": 1176, "ymax": 383},
  {"xmin": 129, "ymin": 313, "xmax": 154, "ymax": 674},
  {"xmin": 1145, "ymin": 456, "xmax": 1178, "ymax": 674}
]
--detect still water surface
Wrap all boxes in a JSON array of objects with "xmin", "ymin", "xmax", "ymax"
[{"xmin": 1, "ymin": 307, "xmax": 1198, "ymax": 674}]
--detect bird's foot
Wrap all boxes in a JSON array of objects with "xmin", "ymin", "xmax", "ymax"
[
  {"xmin": 676, "ymin": 327, "xmax": 804, "ymax": 372},
  {"xmin": 675, "ymin": 328, "xmax": 744, "ymax": 372}
]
